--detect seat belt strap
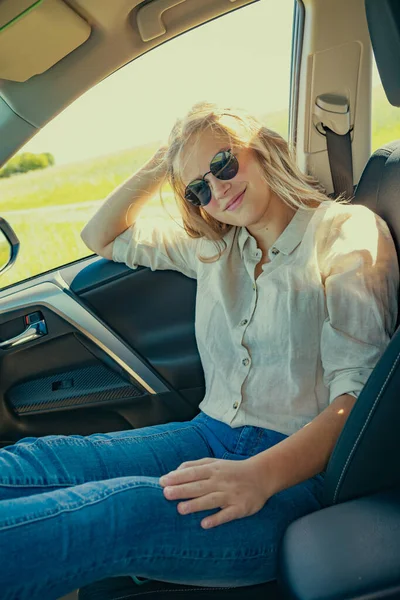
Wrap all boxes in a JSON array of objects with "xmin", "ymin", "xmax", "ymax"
[{"xmin": 323, "ymin": 126, "xmax": 354, "ymax": 199}]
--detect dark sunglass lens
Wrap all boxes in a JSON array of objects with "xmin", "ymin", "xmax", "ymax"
[
  {"xmin": 210, "ymin": 151, "xmax": 239, "ymax": 181},
  {"xmin": 185, "ymin": 180, "xmax": 211, "ymax": 206}
]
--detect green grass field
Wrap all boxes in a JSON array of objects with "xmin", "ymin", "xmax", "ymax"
[
  {"xmin": 0, "ymin": 144, "xmax": 178, "ymax": 289},
  {"xmin": 0, "ymin": 88, "xmax": 399, "ymax": 290},
  {"xmin": 0, "ymin": 143, "xmax": 160, "ymax": 212}
]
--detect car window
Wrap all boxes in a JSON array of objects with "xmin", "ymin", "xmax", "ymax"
[
  {"xmin": 372, "ymin": 56, "xmax": 400, "ymax": 152},
  {"xmin": 0, "ymin": 0, "xmax": 294, "ymax": 290}
]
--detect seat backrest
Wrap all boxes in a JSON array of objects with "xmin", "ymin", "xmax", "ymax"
[
  {"xmin": 353, "ymin": 140, "xmax": 400, "ymax": 262},
  {"xmin": 353, "ymin": 140, "xmax": 400, "ymax": 325},
  {"xmin": 323, "ymin": 141, "xmax": 400, "ymax": 506}
]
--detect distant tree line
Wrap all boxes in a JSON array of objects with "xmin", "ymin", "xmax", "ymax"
[{"xmin": 0, "ymin": 152, "xmax": 55, "ymax": 178}]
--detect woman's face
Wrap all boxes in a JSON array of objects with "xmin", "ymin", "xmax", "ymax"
[{"xmin": 179, "ymin": 129, "xmax": 275, "ymax": 228}]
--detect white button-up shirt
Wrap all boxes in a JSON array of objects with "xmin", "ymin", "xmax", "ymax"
[{"xmin": 112, "ymin": 200, "xmax": 399, "ymax": 436}]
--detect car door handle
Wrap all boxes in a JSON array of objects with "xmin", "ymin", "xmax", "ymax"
[{"xmin": 0, "ymin": 319, "xmax": 47, "ymax": 349}]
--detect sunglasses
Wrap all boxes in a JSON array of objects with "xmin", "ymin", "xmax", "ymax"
[{"xmin": 184, "ymin": 149, "xmax": 239, "ymax": 207}]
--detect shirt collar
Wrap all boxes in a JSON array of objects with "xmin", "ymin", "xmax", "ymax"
[{"xmin": 237, "ymin": 205, "xmax": 316, "ymax": 259}]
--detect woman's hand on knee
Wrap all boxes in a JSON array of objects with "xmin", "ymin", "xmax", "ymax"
[{"xmin": 159, "ymin": 457, "xmax": 272, "ymax": 530}]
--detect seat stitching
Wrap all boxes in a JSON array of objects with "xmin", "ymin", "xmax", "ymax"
[{"xmin": 333, "ymin": 349, "xmax": 400, "ymax": 502}]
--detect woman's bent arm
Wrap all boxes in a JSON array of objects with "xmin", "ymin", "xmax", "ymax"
[{"xmin": 81, "ymin": 146, "xmax": 167, "ymax": 259}]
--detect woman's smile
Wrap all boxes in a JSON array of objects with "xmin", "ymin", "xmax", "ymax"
[{"xmin": 224, "ymin": 189, "xmax": 246, "ymax": 211}]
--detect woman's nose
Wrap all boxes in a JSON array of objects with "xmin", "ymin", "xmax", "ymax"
[{"xmin": 208, "ymin": 174, "xmax": 232, "ymax": 200}]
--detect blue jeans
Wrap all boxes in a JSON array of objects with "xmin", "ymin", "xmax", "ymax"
[{"xmin": 0, "ymin": 411, "xmax": 324, "ymax": 600}]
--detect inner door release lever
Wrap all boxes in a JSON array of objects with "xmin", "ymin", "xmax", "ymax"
[{"xmin": 0, "ymin": 312, "xmax": 47, "ymax": 349}]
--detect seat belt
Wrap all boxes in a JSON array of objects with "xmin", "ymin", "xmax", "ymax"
[
  {"xmin": 314, "ymin": 94, "xmax": 354, "ymax": 199},
  {"xmin": 323, "ymin": 127, "xmax": 354, "ymax": 198}
]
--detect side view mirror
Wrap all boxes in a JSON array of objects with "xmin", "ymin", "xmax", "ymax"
[{"xmin": 0, "ymin": 217, "xmax": 19, "ymax": 277}]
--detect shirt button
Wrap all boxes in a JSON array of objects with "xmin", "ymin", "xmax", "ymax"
[
  {"xmin": 240, "ymin": 319, "xmax": 248, "ymax": 326},
  {"xmin": 252, "ymin": 284, "xmax": 256, "ymax": 291},
  {"xmin": 242, "ymin": 358, "xmax": 250, "ymax": 366},
  {"xmin": 271, "ymin": 247, "xmax": 279, "ymax": 255},
  {"xmin": 233, "ymin": 402, "xmax": 239, "ymax": 409}
]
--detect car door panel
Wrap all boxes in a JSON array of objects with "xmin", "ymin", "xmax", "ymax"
[
  {"xmin": 0, "ymin": 257, "xmax": 204, "ymax": 445},
  {"xmin": 77, "ymin": 263, "xmax": 204, "ymax": 390}
]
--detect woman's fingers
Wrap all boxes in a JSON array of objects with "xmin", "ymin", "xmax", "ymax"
[
  {"xmin": 163, "ymin": 478, "xmax": 209, "ymax": 500},
  {"xmin": 159, "ymin": 463, "xmax": 213, "ymax": 487},
  {"xmin": 201, "ymin": 506, "xmax": 243, "ymax": 529},
  {"xmin": 176, "ymin": 457, "xmax": 217, "ymax": 470},
  {"xmin": 176, "ymin": 491, "xmax": 223, "ymax": 515},
  {"xmin": 160, "ymin": 457, "xmax": 271, "ymax": 529}
]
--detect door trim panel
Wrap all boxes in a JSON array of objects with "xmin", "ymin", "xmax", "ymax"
[{"xmin": 0, "ymin": 279, "xmax": 169, "ymax": 395}]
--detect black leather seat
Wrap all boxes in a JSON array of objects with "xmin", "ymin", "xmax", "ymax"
[
  {"xmin": 78, "ymin": 140, "xmax": 400, "ymax": 599},
  {"xmin": 318, "ymin": 139, "xmax": 400, "ymax": 506},
  {"xmin": 278, "ymin": 139, "xmax": 400, "ymax": 599}
]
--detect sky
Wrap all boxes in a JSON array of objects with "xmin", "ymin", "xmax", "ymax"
[{"xmin": 22, "ymin": 0, "xmax": 381, "ymax": 166}]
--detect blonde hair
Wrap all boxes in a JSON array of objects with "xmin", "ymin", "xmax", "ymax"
[{"xmin": 161, "ymin": 101, "xmax": 351, "ymax": 263}]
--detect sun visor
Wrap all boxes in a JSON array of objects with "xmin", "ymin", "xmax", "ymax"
[
  {"xmin": 0, "ymin": 0, "xmax": 91, "ymax": 82},
  {"xmin": 365, "ymin": 0, "xmax": 400, "ymax": 107}
]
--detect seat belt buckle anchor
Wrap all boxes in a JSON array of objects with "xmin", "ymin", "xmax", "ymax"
[{"xmin": 313, "ymin": 93, "xmax": 351, "ymax": 136}]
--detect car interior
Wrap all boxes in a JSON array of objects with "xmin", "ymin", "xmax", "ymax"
[{"xmin": 0, "ymin": 0, "xmax": 400, "ymax": 598}]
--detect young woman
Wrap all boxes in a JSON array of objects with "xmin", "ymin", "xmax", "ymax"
[{"xmin": 1, "ymin": 103, "xmax": 398, "ymax": 600}]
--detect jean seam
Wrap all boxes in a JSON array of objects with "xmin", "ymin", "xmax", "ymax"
[
  {"xmin": 0, "ymin": 480, "xmax": 163, "ymax": 531},
  {"xmin": 36, "ymin": 426, "xmax": 196, "ymax": 447},
  {"xmin": 252, "ymin": 428, "xmax": 264, "ymax": 454},
  {"xmin": 91, "ymin": 426, "xmax": 197, "ymax": 445},
  {"xmin": 0, "ymin": 482, "xmax": 74, "ymax": 488},
  {"xmin": 1, "ymin": 425, "xmax": 203, "ymax": 490},
  {"xmin": 191, "ymin": 423, "xmax": 220, "ymax": 458},
  {"xmin": 231, "ymin": 426, "xmax": 247, "ymax": 455}
]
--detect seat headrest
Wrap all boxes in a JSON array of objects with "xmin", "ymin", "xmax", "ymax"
[{"xmin": 365, "ymin": 0, "xmax": 400, "ymax": 106}]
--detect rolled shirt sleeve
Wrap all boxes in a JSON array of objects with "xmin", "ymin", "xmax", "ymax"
[
  {"xmin": 320, "ymin": 205, "xmax": 399, "ymax": 403},
  {"xmin": 112, "ymin": 216, "xmax": 200, "ymax": 279}
]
